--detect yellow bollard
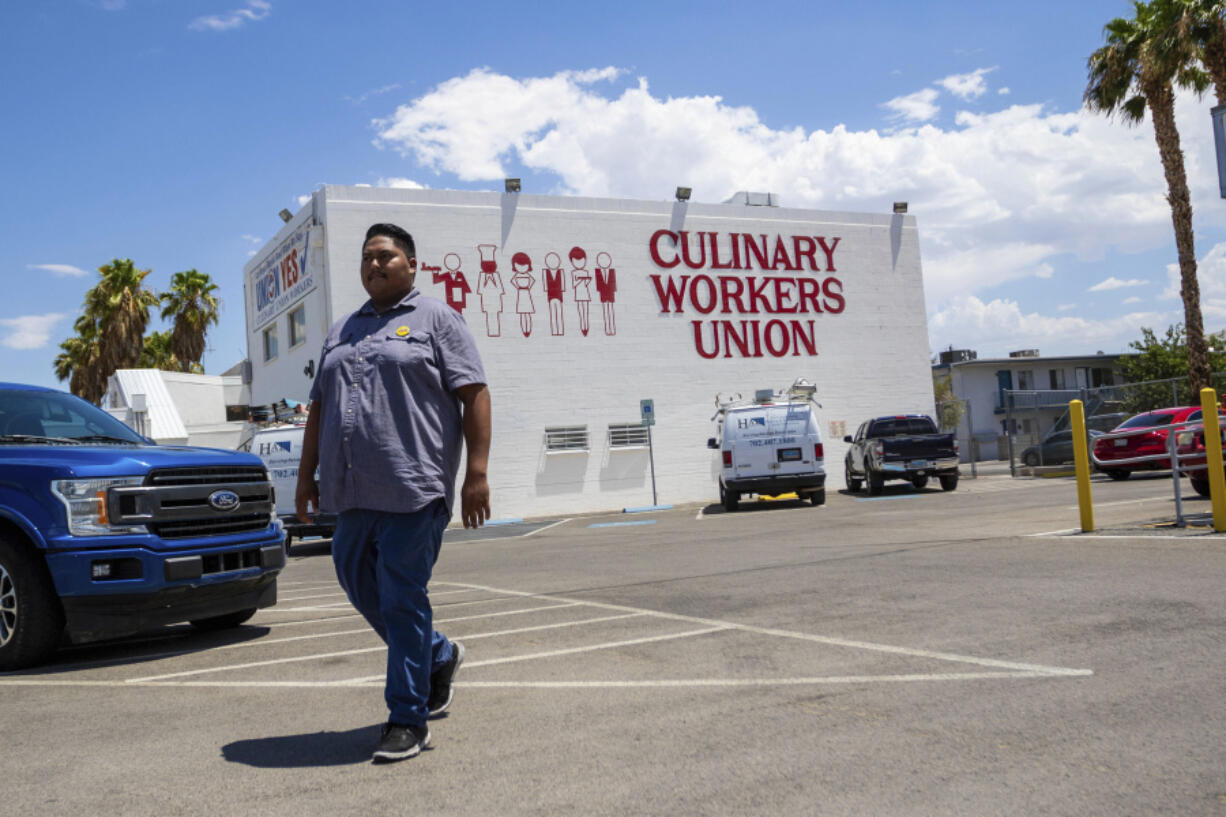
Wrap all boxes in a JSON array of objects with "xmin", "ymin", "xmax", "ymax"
[
  {"xmin": 1198, "ymin": 388, "xmax": 1226, "ymax": 532},
  {"xmin": 1070, "ymin": 399, "xmax": 1094, "ymax": 532}
]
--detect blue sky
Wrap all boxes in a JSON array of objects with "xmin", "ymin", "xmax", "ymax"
[{"xmin": 5, "ymin": 0, "xmax": 1226, "ymax": 392}]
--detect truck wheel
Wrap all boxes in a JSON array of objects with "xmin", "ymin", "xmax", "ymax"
[
  {"xmin": 1191, "ymin": 477, "xmax": 1211, "ymax": 498},
  {"xmin": 808, "ymin": 489, "xmax": 825, "ymax": 507},
  {"xmin": 939, "ymin": 473, "xmax": 959, "ymax": 491},
  {"xmin": 190, "ymin": 608, "xmax": 257, "ymax": 632},
  {"xmin": 911, "ymin": 475, "xmax": 929, "ymax": 490},
  {"xmin": 867, "ymin": 469, "xmax": 884, "ymax": 496},
  {"xmin": 722, "ymin": 486, "xmax": 739, "ymax": 512},
  {"xmin": 1104, "ymin": 469, "xmax": 1131, "ymax": 481},
  {"xmin": 283, "ymin": 532, "xmax": 293, "ymax": 555},
  {"xmin": 844, "ymin": 463, "xmax": 862, "ymax": 493},
  {"xmin": 0, "ymin": 534, "xmax": 66, "ymax": 671}
]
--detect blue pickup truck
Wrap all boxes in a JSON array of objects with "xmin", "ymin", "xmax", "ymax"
[{"xmin": 0, "ymin": 382, "xmax": 285, "ymax": 670}]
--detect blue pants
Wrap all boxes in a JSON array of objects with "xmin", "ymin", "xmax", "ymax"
[{"xmin": 332, "ymin": 502, "xmax": 455, "ymax": 726}]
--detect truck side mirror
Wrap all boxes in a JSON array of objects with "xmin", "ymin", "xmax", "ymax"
[
  {"xmin": 843, "ymin": 435, "xmax": 853, "ymax": 443},
  {"xmin": 707, "ymin": 438, "xmax": 718, "ymax": 449}
]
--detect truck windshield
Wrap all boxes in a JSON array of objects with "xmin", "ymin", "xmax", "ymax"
[{"xmin": 0, "ymin": 388, "xmax": 147, "ymax": 445}]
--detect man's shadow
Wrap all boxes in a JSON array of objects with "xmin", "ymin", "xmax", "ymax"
[{"xmin": 222, "ymin": 724, "xmax": 388, "ymax": 767}]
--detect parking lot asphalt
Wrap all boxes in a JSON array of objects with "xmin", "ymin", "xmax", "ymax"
[{"xmin": 3, "ymin": 469, "xmax": 1226, "ymax": 817}]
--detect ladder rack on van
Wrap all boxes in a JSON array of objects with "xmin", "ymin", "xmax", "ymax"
[{"xmin": 712, "ymin": 377, "xmax": 821, "ymax": 420}]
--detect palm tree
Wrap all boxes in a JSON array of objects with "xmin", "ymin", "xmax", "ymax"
[
  {"xmin": 1086, "ymin": 1, "xmax": 1214, "ymax": 394},
  {"xmin": 160, "ymin": 269, "xmax": 220, "ymax": 372},
  {"xmin": 88, "ymin": 259, "xmax": 160, "ymax": 375},
  {"xmin": 54, "ymin": 315, "xmax": 106, "ymax": 403},
  {"xmin": 1160, "ymin": 0, "xmax": 1226, "ymax": 99},
  {"xmin": 139, "ymin": 330, "xmax": 180, "ymax": 370}
]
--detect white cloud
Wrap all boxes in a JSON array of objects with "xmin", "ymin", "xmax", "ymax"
[
  {"xmin": 881, "ymin": 88, "xmax": 940, "ymax": 123},
  {"xmin": 1088, "ymin": 277, "xmax": 1148, "ymax": 291},
  {"xmin": 928, "ymin": 296, "xmax": 1169, "ymax": 358},
  {"xmin": 296, "ymin": 194, "xmax": 311, "ymax": 207},
  {"xmin": 0, "ymin": 314, "xmax": 66, "ymax": 350},
  {"xmin": 27, "ymin": 264, "xmax": 88, "ymax": 278},
  {"xmin": 1123, "ymin": 296, "xmax": 1142, "ymax": 304},
  {"xmin": 998, "ymin": 87, "xmax": 1011, "ymax": 96},
  {"xmin": 241, "ymin": 234, "xmax": 262, "ymax": 244},
  {"xmin": 189, "ymin": 0, "xmax": 270, "ymax": 32},
  {"xmin": 938, "ymin": 67, "xmax": 996, "ymax": 101},
  {"xmin": 1057, "ymin": 304, "xmax": 1077, "ymax": 311},
  {"xmin": 346, "ymin": 84, "xmax": 401, "ymax": 106},
  {"xmin": 376, "ymin": 177, "xmax": 427, "ymax": 189}
]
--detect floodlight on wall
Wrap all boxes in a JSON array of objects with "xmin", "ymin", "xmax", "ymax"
[
  {"xmin": 505, "ymin": 178, "xmax": 521, "ymax": 193},
  {"xmin": 675, "ymin": 186, "xmax": 692, "ymax": 202},
  {"xmin": 278, "ymin": 208, "xmax": 293, "ymax": 223},
  {"xmin": 892, "ymin": 202, "xmax": 908, "ymax": 214}
]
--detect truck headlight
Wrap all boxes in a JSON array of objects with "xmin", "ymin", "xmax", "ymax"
[{"xmin": 51, "ymin": 477, "xmax": 148, "ymax": 536}]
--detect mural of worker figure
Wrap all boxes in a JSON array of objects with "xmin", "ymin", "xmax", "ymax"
[
  {"xmin": 432, "ymin": 252, "xmax": 473, "ymax": 314},
  {"xmin": 569, "ymin": 246, "xmax": 592, "ymax": 337},
  {"xmin": 476, "ymin": 243, "xmax": 504, "ymax": 337},
  {"xmin": 510, "ymin": 252, "xmax": 536, "ymax": 338},
  {"xmin": 542, "ymin": 251, "xmax": 565, "ymax": 336},
  {"xmin": 595, "ymin": 251, "xmax": 616, "ymax": 336}
]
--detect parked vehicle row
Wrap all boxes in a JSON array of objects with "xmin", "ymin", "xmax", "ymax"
[{"xmin": 1089, "ymin": 404, "xmax": 1226, "ymax": 497}]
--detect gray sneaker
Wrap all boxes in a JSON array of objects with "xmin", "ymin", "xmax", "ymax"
[
  {"xmin": 372, "ymin": 722, "xmax": 430, "ymax": 763},
  {"xmin": 427, "ymin": 640, "xmax": 465, "ymax": 718}
]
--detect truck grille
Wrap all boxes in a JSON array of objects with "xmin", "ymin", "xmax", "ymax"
[{"xmin": 108, "ymin": 467, "xmax": 275, "ymax": 540}]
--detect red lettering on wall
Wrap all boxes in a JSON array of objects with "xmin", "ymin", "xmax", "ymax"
[
  {"xmin": 747, "ymin": 276, "xmax": 771, "ymax": 313},
  {"xmin": 771, "ymin": 236, "xmax": 796, "ymax": 271},
  {"xmin": 708, "ymin": 233, "xmax": 734, "ymax": 269},
  {"xmin": 764, "ymin": 319, "xmax": 789, "ymax": 356},
  {"xmin": 792, "ymin": 236, "xmax": 818, "ymax": 271},
  {"xmin": 791, "ymin": 321, "xmax": 817, "ymax": 356},
  {"xmin": 771, "ymin": 277, "xmax": 797, "ymax": 313},
  {"xmin": 719, "ymin": 276, "xmax": 747, "ymax": 314},
  {"xmin": 691, "ymin": 321, "xmax": 719, "ymax": 359},
  {"xmin": 689, "ymin": 275, "xmax": 718, "ymax": 314},
  {"xmin": 822, "ymin": 276, "xmax": 845, "ymax": 313},
  {"xmin": 649, "ymin": 229, "xmax": 681, "ymax": 268},
  {"xmin": 816, "ymin": 237, "xmax": 840, "ymax": 272},
  {"xmin": 797, "ymin": 277, "xmax": 823, "ymax": 313},
  {"xmin": 650, "ymin": 274, "xmax": 689, "ymax": 312},
  {"xmin": 679, "ymin": 231, "xmax": 707, "ymax": 269},
  {"xmin": 743, "ymin": 234, "xmax": 770, "ymax": 270}
]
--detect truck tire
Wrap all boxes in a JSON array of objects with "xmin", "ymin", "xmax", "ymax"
[
  {"xmin": 939, "ymin": 473, "xmax": 959, "ymax": 491},
  {"xmin": 809, "ymin": 489, "xmax": 825, "ymax": 507},
  {"xmin": 911, "ymin": 475, "xmax": 929, "ymax": 489},
  {"xmin": 867, "ymin": 468, "xmax": 884, "ymax": 496},
  {"xmin": 1104, "ymin": 469, "xmax": 1131, "ymax": 481},
  {"xmin": 844, "ymin": 463, "xmax": 862, "ymax": 493},
  {"xmin": 190, "ymin": 608, "xmax": 258, "ymax": 632},
  {"xmin": 1191, "ymin": 477, "xmax": 1211, "ymax": 498},
  {"xmin": 0, "ymin": 534, "xmax": 66, "ymax": 671}
]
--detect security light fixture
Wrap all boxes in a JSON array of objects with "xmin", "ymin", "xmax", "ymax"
[
  {"xmin": 505, "ymin": 178, "xmax": 521, "ymax": 193},
  {"xmin": 675, "ymin": 186, "xmax": 692, "ymax": 202},
  {"xmin": 892, "ymin": 202, "xmax": 908, "ymax": 214},
  {"xmin": 278, "ymin": 209, "xmax": 293, "ymax": 223}
]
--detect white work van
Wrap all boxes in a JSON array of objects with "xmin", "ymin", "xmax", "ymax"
[
  {"xmin": 237, "ymin": 423, "xmax": 335, "ymax": 550},
  {"xmin": 708, "ymin": 380, "xmax": 826, "ymax": 511}
]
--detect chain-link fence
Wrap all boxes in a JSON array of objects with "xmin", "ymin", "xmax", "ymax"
[
  {"xmin": 1001, "ymin": 372, "xmax": 1226, "ymax": 474},
  {"xmin": 935, "ymin": 397, "xmax": 978, "ymax": 478}
]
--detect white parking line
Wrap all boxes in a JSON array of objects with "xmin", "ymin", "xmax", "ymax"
[
  {"xmin": 458, "ymin": 670, "xmax": 1090, "ymax": 688},
  {"xmin": 275, "ymin": 591, "xmax": 349, "ymax": 602},
  {"xmin": 126, "ymin": 645, "xmax": 387, "ymax": 683}
]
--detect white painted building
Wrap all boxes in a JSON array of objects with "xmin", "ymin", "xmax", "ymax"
[
  {"xmin": 104, "ymin": 369, "xmax": 250, "ymax": 448},
  {"xmin": 243, "ymin": 185, "xmax": 934, "ymax": 519}
]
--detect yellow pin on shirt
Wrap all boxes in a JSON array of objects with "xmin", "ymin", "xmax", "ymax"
[{"xmin": 395, "ymin": 325, "xmax": 411, "ymax": 337}]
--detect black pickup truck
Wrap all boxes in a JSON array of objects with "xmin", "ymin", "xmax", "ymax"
[{"xmin": 843, "ymin": 414, "xmax": 959, "ymax": 494}]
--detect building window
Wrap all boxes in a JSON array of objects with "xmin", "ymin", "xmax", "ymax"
[
  {"xmin": 1049, "ymin": 369, "xmax": 1066, "ymax": 390},
  {"xmin": 1016, "ymin": 370, "xmax": 1034, "ymax": 391},
  {"xmin": 263, "ymin": 326, "xmax": 278, "ymax": 362},
  {"xmin": 544, "ymin": 425, "xmax": 589, "ymax": 452},
  {"xmin": 608, "ymin": 422, "xmax": 649, "ymax": 448},
  {"xmin": 288, "ymin": 305, "xmax": 307, "ymax": 349}
]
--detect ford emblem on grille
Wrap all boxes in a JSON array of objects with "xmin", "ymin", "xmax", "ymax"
[{"xmin": 208, "ymin": 489, "xmax": 241, "ymax": 512}]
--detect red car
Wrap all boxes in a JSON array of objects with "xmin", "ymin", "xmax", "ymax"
[{"xmin": 1091, "ymin": 406, "xmax": 1225, "ymax": 480}]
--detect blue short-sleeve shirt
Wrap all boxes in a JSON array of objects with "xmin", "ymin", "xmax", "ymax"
[{"xmin": 309, "ymin": 289, "xmax": 487, "ymax": 515}]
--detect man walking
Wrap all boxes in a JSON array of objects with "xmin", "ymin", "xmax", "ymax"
[{"xmin": 296, "ymin": 222, "xmax": 491, "ymax": 763}]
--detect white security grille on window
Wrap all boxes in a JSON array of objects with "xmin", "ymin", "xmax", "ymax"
[
  {"xmin": 544, "ymin": 425, "xmax": 589, "ymax": 451},
  {"xmin": 608, "ymin": 422, "xmax": 649, "ymax": 448}
]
